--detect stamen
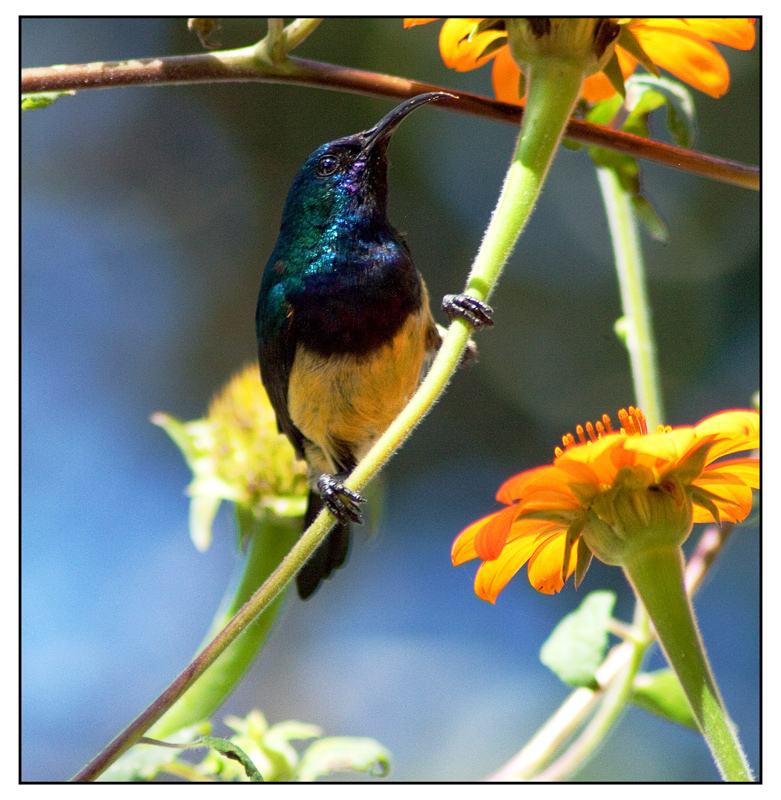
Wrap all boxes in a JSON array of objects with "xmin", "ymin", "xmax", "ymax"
[
  {"xmin": 555, "ymin": 407, "xmax": 650, "ymax": 457},
  {"xmin": 617, "ymin": 407, "xmax": 648, "ymax": 437}
]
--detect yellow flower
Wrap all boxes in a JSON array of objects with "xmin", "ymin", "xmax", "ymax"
[
  {"xmin": 405, "ymin": 18, "xmax": 756, "ymax": 103},
  {"xmin": 452, "ymin": 408, "xmax": 759, "ymax": 603},
  {"xmin": 153, "ymin": 364, "xmax": 308, "ymax": 550}
]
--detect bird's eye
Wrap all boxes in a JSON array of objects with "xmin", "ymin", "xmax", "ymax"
[{"xmin": 316, "ymin": 154, "xmax": 340, "ymax": 177}]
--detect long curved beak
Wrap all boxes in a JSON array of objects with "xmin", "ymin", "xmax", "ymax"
[{"xmin": 359, "ymin": 92, "xmax": 455, "ymax": 155}]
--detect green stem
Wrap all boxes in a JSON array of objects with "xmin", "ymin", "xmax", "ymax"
[
  {"xmin": 622, "ymin": 545, "xmax": 753, "ymax": 781},
  {"xmin": 596, "ymin": 165, "xmax": 664, "ymax": 430},
  {"xmin": 259, "ymin": 17, "xmax": 322, "ymax": 63},
  {"xmin": 147, "ymin": 510, "xmax": 299, "ymax": 739}
]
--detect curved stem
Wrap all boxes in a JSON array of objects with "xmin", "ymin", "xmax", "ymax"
[{"xmin": 21, "ymin": 56, "xmax": 758, "ymax": 190}]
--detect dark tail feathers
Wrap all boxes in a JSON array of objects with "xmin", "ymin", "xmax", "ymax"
[{"xmin": 296, "ymin": 490, "xmax": 351, "ymax": 600}]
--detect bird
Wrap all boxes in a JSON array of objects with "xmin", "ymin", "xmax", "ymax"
[{"xmin": 256, "ymin": 93, "xmax": 492, "ymax": 599}]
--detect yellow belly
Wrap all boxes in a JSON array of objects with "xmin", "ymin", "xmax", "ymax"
[{"xmin": 287, "ymin": 306, "xmax": 436, "ymax": 475}]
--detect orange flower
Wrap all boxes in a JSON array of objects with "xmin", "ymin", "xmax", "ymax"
[
  {"xmin": 405, "ymin": 18, "xmax": 756, "ymax": 104},
  {"xmin": 452, "ymin": 408, "xmax": 759, "ymax": 603}
]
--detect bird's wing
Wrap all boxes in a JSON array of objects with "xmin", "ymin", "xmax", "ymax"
[{"xmin": 257, "ymin": 289, "xmax": 308, "ymax": 463}]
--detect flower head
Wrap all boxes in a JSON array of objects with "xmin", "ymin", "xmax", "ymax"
[
  {"xmin": 153, "ymin": 364, "xmax": 308, "ymax": 550},
  {"xmin": 405, "ymin": 18, "xmax": 756, "ymax": 104},
  {"xmin": 452, "ymin": 408, "xmax": 759, "ymax": 603}
]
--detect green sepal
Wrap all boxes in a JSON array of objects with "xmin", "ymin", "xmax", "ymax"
[
  {"xmin": 22, "ymin": 91, "xmax": 75, "ymax": 110},
  {"xmin": 573, "ymin": 538, "xmax": 594, "ymax": 589},
  {"xmin": 477, "ymin": 35, "xmax": 510, "ymax": 62},
  {"xmin": 472, "ymin": 18, "xmax": 503, "ymax": 38},
  {"xmin": 630, "ymin": 668, "xmax": 699, "ymax": 731},
  {"xmin": 540, "ymin": 590, "xmax": 617, "ymax": 689},
  {"xmin": 601, "ymin": 51, "xmax": 627, "ymax": 98},
  {"xmin": 616, "ymin": 25, "xmax": 659, "ymax": 78},
  {"xmin": 297, "ymin": 736, "xmax": 392, "ymax": 781}
]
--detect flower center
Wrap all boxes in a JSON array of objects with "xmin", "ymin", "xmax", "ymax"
[{"xmin": 554, "ymin": 406, "xmax": 649, "ymax": 457}]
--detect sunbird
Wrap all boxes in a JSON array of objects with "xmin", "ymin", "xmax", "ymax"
[{"xmin": 256, "ymin": 93, "xmax": 492, "ymax": 599}]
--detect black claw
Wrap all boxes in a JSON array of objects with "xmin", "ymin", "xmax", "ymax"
[
  {"xmin": 317, "ymin": 474, "xmax": 366, "ymax": 525},
  {"xmin": 442, "ymin": 294, "xmax": 494, "ymax": 329}
]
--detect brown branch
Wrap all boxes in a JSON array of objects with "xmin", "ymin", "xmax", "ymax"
[{"xmin": 22, "ymin": 53, "xmax": 759, "ymax": 191}]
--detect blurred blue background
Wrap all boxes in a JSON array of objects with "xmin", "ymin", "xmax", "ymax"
[{"xmin": 22, "ymin": 19, "xmax": 759, "ymax": 782}]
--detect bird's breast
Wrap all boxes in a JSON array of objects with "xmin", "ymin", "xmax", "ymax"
[{"xmin": 287, "ymin": 302, "xmax": 437, "ymax": 475}]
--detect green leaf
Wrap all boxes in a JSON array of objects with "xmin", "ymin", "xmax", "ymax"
[
  {"xmin": 630, "ymin": 194, "xmax": 668, "ymax": 242},
  {"xmin": 630, "ymin": 669, "xmax": 699, "ymax": 731},
  {"xmin": 297, "ymin": 736, "xmax": 392, "ymax": 782},
  {"xmin": 585, "ymin": 94, "xmax": 623, "ymax": 128},
  {"xmin": 585, "ymin": 98, "xmax": 669, "ymax": 243},
  {"xmin": 198, "ymin": 736, "xmax": 264, "ymax": 782},
  {"xmin": 625, "ymin": 74, "xmax": 697, "ymax": 149},
  {"xmin": 540, "ymin": 590, "xmax": 617, "ymax": 689},
  {"xmin": 22, "ymin": 91, "xmax": 75, "ymax": 110},
  {"xmin": 261, "ymin": 720, "xmax": 322, "ymax": 781}
]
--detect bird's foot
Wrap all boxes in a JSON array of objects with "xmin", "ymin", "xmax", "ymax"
[
  {"xmin": 442, "ymin": 294, "xmax": 494, "ymax": 329},
  {"xmin": 317, "ymin": 474, "xmax": 366, "ymax": 525}
]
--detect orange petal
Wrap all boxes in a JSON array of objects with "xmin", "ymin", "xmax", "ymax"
[
  {"xmin": 639, "ymin": 18, "xmax": 756, "ymax": 50},
  {"xmin": 497, "ymin": 464, "xmax": 558, "ymax": 503},
  {"xmin": 692, "ymin": 486, "xmax": 754, "ymax": 524},
  {"xmin": 692, "ymin": 470, "xmax": 755, "ymax": 523},
  {"xmin": 527, "ymin": 531, "xmax": 578, "ymax": 594},
  {"xmin": 491, "ymin": 46, "xmax": 524, "ymax": 105},
  {"xmin": 620, "ymin": 428, "xmax": 699, "ymax": 465},
  {"xmin": 583, "ymin": 49, "xmax": 637, "ymax": 103},
  {"xmin": 696, "ymin": 410, "xmax": 759, "ymax": 461},
  {"xmin": 629, "ymin": 22, "xmax": 732, "ymax": 97},
  {"xmin": 582, "ymin": 71, "xmax": 623, "ymax": 103},
  {"xmin": 439, "ymin": 18, "xmax": 504, "ymax": 71},
  {"xmin": 516, "ymin": 487, "xmax": 584, "ymax": 515},
  {"xmin": 451, "ymin": 511, "xmax": 497, "ymax": 565},
  {"xmin": 473, "ymin": 525, "xmax": 565, "ymax": 602},
  {"xmin": 474, "ymin": 504, "xmax": 518, "ymax": 560},
  {"xmin": 703, "ymin": 457, "xmax": 759, "ymax": 490},
  {"xmin": 403, "ymin": 18, "xmax": 440, "ymax": 28}
]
